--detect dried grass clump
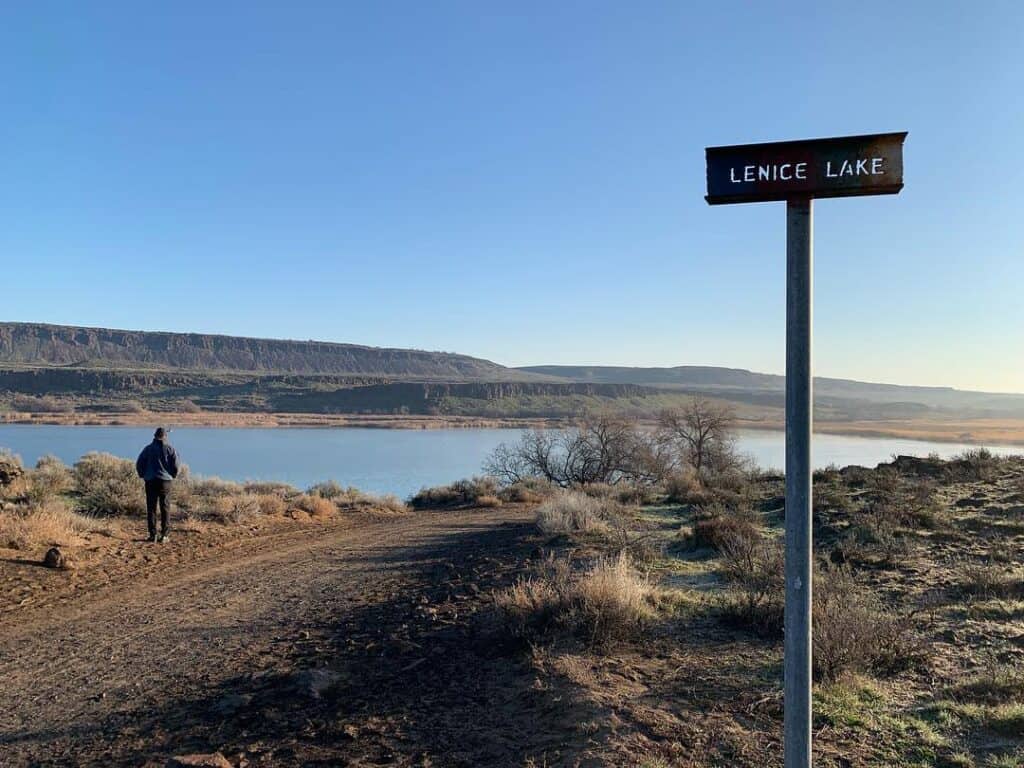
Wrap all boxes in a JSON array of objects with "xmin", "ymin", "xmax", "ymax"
[
  {"xmin": 73, "ymin": 452, "xmax": 144, "ymax": 517},
  {"xmin": 309, "ymin": 482, "xmax": 407, "ymax": 514},
  {"xmin": 0, "ymin": 498, "xmax": 118, "ymax": 551},
  {"xmin": 957, "ymin": 560, "xmax": 1022, "ymax": 599},
  {"xmin": 291, "ymin": 493, "xmax": 337, "ymax": 517},
  {"xmin": 210, "ymin": 493, "xmax": 263, "ymax": 524},
  {"xmin": 496, "ymin": 553, "xmax": 653, "ymax": 644},
  {"xmin": 409, "ymin": 476, "xmax": 501, "ymax": 509},
  {"xmin": 498, "ymin": 478, "xmax": 555, "ymax": 504},
  {"xmin": 242, "ymin": 480, "xmax": 296, "ymax": 497},
  {"xmin": 535, "ymin": 492, "xmax": 621, "ymax": 537}
]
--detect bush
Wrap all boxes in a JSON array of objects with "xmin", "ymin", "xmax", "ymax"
[
  {"xmin": 813, "ymin": 566, "xmax": 918, "ymax": 682},
  {"xmin": 664, "ymin": 469, "xmax": 709, "ymax": 505},
  {"xmin": 409, "ymin": 476, "xmax": 500, "ymax": 509},
  {"xmin": 308, "ymin": 480, "xmax": 347, "ymax": 500},
  {"xmin": 496, "ymin": 553, "xmax": 653, "ymax": 645},
  {"xmin": 498, "ymin": 478, "xmax": 554, "ymax": 504},
  {"xmin": 952, "ymin": 447, "xmax": 1000, "ymax": 481},
  {"xmin": 0, "ymin": 498, "xmax": 117, "ymax": 551},
  {"xmin": 291, "ymin": 493, "xmax": 336, "ymax": 517},
  {"xmin": 73, "ymin": 452, "xmax": 145, "ymax": 517},
  {"xmin": 242, "ymin": 480, "xmax": 296, "ymax": 497},
  {"xmin": 210, "ymin": 493, "xmax": 263, "ymax": 524},
  {"xmin": 535, "ymin": 492, "xmax": 621, "ymax": 537},
  {"xmin": 26, "ymin": 455, "xmax": 74, "ymax": 504},
  {"xmin": 718, "ymin": 534, "xmax": 785, "ymax": 636},
  {"xmin": 691, "ymin": 513, "xmax": 761, "ymax": 552},
  {"xmin": 9, "ymin": 394, "xmax": 73, "ymax": 413}
]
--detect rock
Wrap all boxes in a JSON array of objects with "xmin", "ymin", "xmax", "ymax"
[
  {"xmin": 167, "ymin": 754, "xmax": 232, "ymax": 768},
  {"xmin": 43, "ymin": 547, "xmax": 67, "ymax": 569},
  {"xmin": 0, "ymin": 457, "xmax": 24, "ymax": 487}
]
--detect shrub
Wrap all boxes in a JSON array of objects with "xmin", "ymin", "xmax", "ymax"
[
  {"xmin": 9, "ymin": 394, "xmax": 73, "ymax": 413},
  {"xmin": 813, "ymin": 566, "xmax": 918, "ymax": 682},
  {"xmin": 664, "ymin": 469, "xmax": 708, "ymax": 505},
  {"xmin": 73, "ymin": 452, "xmax": 145, "ymax": 517},
  {"xmin": 535, "ymin": 492, "xmax": 621, "ymax": 537},
  {"xmin": 0, "ymin": 498, "xmax": 117, "ymax": 551},
  {"xmin": 952, "ymin": 447, "xmax": 1000, "ymax": 481},
  {"xmin": 242, "ymin": 480, "xmax": 296, "ymax": 497},
  {"xmin": 253, "ymin": 493, "xmax": 287, "ymax": 517},
  {"xmin": 0, "ymin": 450, "xmax": 26, "ymax": 499},
  {"xmin": 308, "ymin": 480, "xmax": 347, "ymax": 500},
  {"xmin": 691, "ymin": 513, "xmax": 761, "ymax": 552},
  {"xmin": 498, "ymin": 478, "xmax": 554, "ymax": 504},
  {"xmin": 409, "ymin": 476, "xmax": 500, "ymax": 509},
  {"xmin": 718, "ymin": 534, "xmax": 785, "ymax": 636},
  {"xmin": 291, "ymin": 493, "xmax": 336, "ymax": 517},
  {"xmin": 26, "ymin": 455, "xmax": 74, "ymax": 503},
  {"xmin": 210, "ymin": 493, "xmax": 262, "ymax": 524}
]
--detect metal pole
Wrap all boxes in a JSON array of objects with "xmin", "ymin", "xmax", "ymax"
[{"xmin": 785, "ymin": 196, "xmax": 813, "ymax": 768}]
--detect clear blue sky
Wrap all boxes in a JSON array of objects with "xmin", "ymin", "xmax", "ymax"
[{"xmin": 2, "ymin": 2, "xmax": 1022, "ymax": 392}]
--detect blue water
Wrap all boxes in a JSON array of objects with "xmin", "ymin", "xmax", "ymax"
[{"xmin": 0, "ymin": 425, "xmax": 1018, "ymax": 499}]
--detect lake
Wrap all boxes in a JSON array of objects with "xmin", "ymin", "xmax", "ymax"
[{"xmin": 0, "ymin": 425, "xmax": 1019, "ymax": 499}]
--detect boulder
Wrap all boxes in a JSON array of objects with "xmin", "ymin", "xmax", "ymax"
[
  {"xmin": 43, "ymin": 547, "xmax": 67, "ymax": 569},
  {"xmin": 0, "ymin": 456, "xmax": 24, "ymax": 487}
]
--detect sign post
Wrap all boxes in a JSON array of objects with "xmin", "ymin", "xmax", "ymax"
[{"xmin": 704, "ymin": 132, "xmax": 906, "ymax": 768}]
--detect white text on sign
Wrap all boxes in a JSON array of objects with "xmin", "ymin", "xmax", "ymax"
[{"xmin": 729, "ymin": 157, "xmax": 885, "ymax": 184}]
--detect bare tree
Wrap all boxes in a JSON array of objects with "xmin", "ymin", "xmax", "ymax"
[
  {"xmin": 657, "ymin": 397, "xmax": 738, "ymax": 478},
  {"xmin": 484, "ymin": 412, "xmax": 669, "ymax": 488}
]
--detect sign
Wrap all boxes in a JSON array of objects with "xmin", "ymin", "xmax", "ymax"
[
  {"xmin": 705, "ymin": 131, "xmax": 906, "ymax": 205},
  {"xmin": 702, "ymin": 131, "xmax": 906, "ymax": 768}
]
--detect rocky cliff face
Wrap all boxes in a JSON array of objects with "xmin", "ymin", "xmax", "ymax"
[{"xmin": 0, "ymin": 323, "xmax": 527, "ymax": 380}]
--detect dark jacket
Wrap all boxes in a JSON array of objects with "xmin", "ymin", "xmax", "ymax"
[{"xmin": 136, "ymin": 439, "xmax": 179, "ymax": 482}]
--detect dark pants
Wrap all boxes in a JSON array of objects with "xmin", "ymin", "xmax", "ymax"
[{"xmin": 144, "ymin": 479, "xmax": 173, "ymax": 537}]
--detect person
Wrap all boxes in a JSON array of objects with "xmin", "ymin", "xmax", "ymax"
[{"xmin": 135, "ymin": 428, "xmax": 179, "ymax": 543}]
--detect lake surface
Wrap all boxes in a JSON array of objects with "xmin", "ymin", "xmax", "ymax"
[{"xmin": 0, "ymin": 425, "xmax": 1019, "ymax": 499}]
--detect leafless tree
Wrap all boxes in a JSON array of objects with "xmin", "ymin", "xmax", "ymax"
[
  {"xmin": 657, "ymin": 397, "xmax": 739, "ymax": 478},
  {"xmin": 484, "ymin": 412, "xmax": 670, "ymax": 488}
]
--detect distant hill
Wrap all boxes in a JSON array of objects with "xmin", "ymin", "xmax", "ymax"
[
  {"xmin": 519, "ymin": 365, "xmax": 1024, "ymax": 419},
  {"xmin": 0, "ymin": 322, "xmax": 536, "ymax": 381}
]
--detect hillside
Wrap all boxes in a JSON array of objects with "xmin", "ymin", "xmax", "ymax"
[
  {"xmin": 0, "ymin": 322, "xmax": 534, "ymax": 381},
  {"xmin": 521, "ymin": 365, "xmax": 1024, "ymax": 419}
]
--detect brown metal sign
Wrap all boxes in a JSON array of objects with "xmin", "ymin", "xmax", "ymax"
[{"xmin": 705, "ymin": 132, "xmax": 906, "ymax": 205}]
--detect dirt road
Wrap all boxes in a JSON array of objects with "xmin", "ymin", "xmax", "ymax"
[{"xmin": 0, "ymin": 507, "xmax": 582, "ymax": 767}]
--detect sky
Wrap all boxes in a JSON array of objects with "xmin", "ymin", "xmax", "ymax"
[{"xmin": 1, "ymin": 2, "xmax": 1022, "ymax": 393}]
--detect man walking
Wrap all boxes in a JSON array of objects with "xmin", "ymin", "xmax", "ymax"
[{"xmin": 136, "ymin": 428, "xmax": 179, "ymax": 543}]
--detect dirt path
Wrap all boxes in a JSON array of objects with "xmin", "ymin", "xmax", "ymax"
[{"xmin": 0, "ymin": 507, "xmax": 569, "ymax": 767}]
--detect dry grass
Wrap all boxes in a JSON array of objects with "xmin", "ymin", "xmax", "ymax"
[
  {"xmin": 291, "ymin": 493, "xmax": 337, "ymax": 517},
  {"xmin": 409, "ymin": 476, "xmax": 500, "ymax": 509},
  {"xmin": 535, "ymin": 491, "xmax": 620, "ymax": 537},
  {"xmin": 496, "ymin": 552, "xmax": 654, "ymax": 645},
  {"xmin": 0, "ymin": 498, "xmax": 119, "ymax": 551}
]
